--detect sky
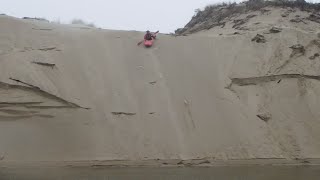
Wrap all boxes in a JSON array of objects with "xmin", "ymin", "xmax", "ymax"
[
  {"xmin": 0, "ymin": 0, "xmax": 242, "ymax": 33},
  {"xmin": 0, "ymin": 0, "xmax": 319, "ymax": 33}
]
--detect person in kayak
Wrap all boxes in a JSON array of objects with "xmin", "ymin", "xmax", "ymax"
[
  {"xmin": 144, "ymin": 30, "xmax": 155, "ymax": 40},
  {"xmin": 137, "ymin": 30, "xmax": 159, "ymax": 46}
]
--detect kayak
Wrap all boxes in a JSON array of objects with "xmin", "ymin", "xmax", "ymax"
[
  {"xmin": 144, "ymin": 39, "xmax": 154, "ymax": 48},
  {"xmin": 143, "ymin": 31, "xmax": 159, "ymax": 48},
  {"xmin": 137, "ymin": 31, "xmax": 159, "ymax": 47}
]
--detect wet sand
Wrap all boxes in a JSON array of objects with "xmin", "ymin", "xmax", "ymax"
[{"xmin": 1, "ymin": 165, "xmax": 320, "ymax": 180}]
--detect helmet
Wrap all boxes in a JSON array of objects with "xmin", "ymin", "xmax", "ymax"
[{"xmin": 146, "ymin": 30, "xmax": 150, "ymax": 33}]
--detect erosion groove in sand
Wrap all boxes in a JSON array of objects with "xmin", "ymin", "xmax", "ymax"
[
  {"xmin": 231, "ymin": 74, "xmax": 320, "ymax": 86},
  {"xmin": 0, "ymin": 109, "xmax": 38, "ymax": 115},
  {"xmin": 1, "ymin": 79, "xmax": 85, "ymax": 109},
  {"xmin": 32, "ymin": 61, "xmax": 56, "ymax": 68}
]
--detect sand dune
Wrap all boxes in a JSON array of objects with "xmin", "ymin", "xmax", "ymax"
[{"xmin": 0, "ymin": 7, "xmax": 320, "ymax": 166}]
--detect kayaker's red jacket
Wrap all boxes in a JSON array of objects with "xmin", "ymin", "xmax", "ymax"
[{"xmin": 144, "ymin": 33, "xmax": 154, "ymax": 40}]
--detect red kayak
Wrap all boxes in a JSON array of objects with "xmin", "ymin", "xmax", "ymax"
[
  {"xmin": 137, "ymin": 31, "xmax": 159, "ymax": 47},
  {"xmin": 144, "ymin": 38, "xmax": 154, "ymax": 47},
  {"xmin": 144, "ymin": 31, "xmax": 158, "ymax": 47}
]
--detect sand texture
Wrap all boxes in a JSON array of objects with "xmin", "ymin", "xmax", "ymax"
[{"xmin": 0, "ymin": 8, "xmax": 320, "ymax": 166}]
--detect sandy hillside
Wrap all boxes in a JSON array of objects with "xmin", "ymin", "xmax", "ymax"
[{"xmin": 0, "ymin": 6, "xmax": 320, "ymax": 166}]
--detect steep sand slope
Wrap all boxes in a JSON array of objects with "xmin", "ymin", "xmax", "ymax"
[{"xmin": 0, "ymin": 8, "xmax": 320, "ymax": 165}]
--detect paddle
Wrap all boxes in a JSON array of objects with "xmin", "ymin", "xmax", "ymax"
[{"xmin": 137, "ymin": 40, "xmax": 144, "ymax": 46}]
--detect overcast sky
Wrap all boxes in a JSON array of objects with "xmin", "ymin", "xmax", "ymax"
[
  {"xmin": 1, "ymin": 0, "xmax": 319, "ymax": 33},
  {"xmin": 0, "ymin": 0, "xmax": 242, "ymax": 33}
]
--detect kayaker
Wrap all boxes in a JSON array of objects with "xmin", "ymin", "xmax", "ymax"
[
  {"xmin": 137, "ymin": 30, "xmax": 159, "ymax": 46},
  {"xmin": 144, "ymin": 30, "xmax": 155, "ymax": 40}
]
